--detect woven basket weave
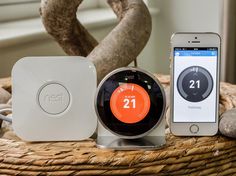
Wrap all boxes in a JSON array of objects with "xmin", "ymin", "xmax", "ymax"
[{"xmin": 0, "ymin": 75, "xmax": 236, "ymax": 176}]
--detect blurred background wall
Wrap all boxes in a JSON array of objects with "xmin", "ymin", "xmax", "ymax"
[
  {"xmin": 150, "ymin": 0, "xmax": 221, "ymax": 74},
  {"xmin": 0, "ymin": 0, "xmax": 224, "ymax": 79}
]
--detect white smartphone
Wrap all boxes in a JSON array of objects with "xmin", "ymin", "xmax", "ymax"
[{"xmin": 170, "ymin": 33, "xmax": 220, "ymax": 136}]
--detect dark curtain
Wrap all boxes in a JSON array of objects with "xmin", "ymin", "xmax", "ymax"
[{"xmin": 222, "ymin": 0, "xmax": 236, "ymax": 83}]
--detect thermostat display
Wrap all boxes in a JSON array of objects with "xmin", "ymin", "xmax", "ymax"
[
  {"xmin": 177, "ymin": 66, "xmax": 213, "ymax": 102},
  {"xmin": 110, "ymin": 83, "xmax": 150, "ymax": 124},
  {"xmin": 173, "ymin": 47, "xmax": 218, "ymax": 123},
  {"xmin": 96, "ymin": 68, "xmax": 165, "ymax": 138}
]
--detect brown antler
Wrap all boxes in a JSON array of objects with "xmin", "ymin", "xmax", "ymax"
[
  {"xmin": 40, "ymin": 0, "xmax": 152, "ymax": 81},
  {"xmin": 40, "ymin": 0, "xmax": 98, "ymax": 56}
]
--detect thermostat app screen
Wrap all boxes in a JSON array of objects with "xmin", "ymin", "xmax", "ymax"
[
  {"xmin": 110, "ymin": 83, "xmax": 151, "ymax": 124},
  {"xmin": 173, "ymin": 47, "xmax": 218, "ymax": 122}
]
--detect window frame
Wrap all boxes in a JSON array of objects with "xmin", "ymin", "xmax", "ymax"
[
  {"xmin": 0, "ymin": 0, "xmax": 99, "ymax": 22},
  {"xmin": 0, "ymin": 0, "xmax": 39, "ymax": 5},
  {"xmin": 0, "ymin": 0, "xmax": 150, "ymax": 22}
]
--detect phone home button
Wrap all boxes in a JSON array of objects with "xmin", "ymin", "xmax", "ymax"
[{"xmin": 190, "ymin": 124, "xmax": 199, "ymax": 134}]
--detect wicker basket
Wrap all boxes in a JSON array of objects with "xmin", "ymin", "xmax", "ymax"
[{"xmin": 0, "ymin": 75, "xmax": 236, "ymax": 176}]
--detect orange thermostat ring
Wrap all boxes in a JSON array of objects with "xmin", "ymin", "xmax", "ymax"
[
  {"xmin": 110, "ymin": 83, "xmax": 151, "ymax": 124},
  {"xmin": 95, "ymin": 67, "xmax": 166, "ymax": 139}
]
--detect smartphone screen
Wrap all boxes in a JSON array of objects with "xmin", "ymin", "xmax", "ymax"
[{"xmin": 173, "ymin": 47, "xmax": 218, "ymax": 123}]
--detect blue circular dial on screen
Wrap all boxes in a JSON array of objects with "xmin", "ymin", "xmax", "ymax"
[{"xmin": 177, "ymin": 66, "xmax": 213, "ymax": 102}]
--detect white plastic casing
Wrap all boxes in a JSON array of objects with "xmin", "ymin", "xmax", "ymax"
[{"xmin": 12, "ymin": 57, "xmax": 97, "ymax": 141}]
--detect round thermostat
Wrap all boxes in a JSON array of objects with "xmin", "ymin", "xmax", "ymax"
[
  {"xmin": 95, "ymin": 67, "xmax": 166, "ymax": 139},
  {"xmin": 177, "ymin": 66, "xmax": 213, "ymax": 102}
]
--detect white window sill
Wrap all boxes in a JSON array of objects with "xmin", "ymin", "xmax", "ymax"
[{"xmin": 0, "ymin": 8, "xmax": 159, "ymax": 48}]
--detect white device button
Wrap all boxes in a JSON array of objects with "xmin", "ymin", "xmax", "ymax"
[
  {"xmin": 190, "ymin": 124, "xmax": 199, "ymax": 134},
  {"xmin": 38, "ymin": 83, "xmax": 70, "ymax": 115}
]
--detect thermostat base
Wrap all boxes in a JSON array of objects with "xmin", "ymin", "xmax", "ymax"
[
  {"xmin": 96, "ymin": 120, "xmax": 166, "ymax": 150},
  {"xmin": 96, "ymin": 136, "xmax": 165, "ymax": 150}
]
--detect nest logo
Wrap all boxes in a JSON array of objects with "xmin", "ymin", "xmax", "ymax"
[
  {"xmin": 38, "ymin": 83, "xmax": 70, "ymax": 115},
  {"xmin": 44, "ymin": 93, "xmax": 64, "ymax": 103}
]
